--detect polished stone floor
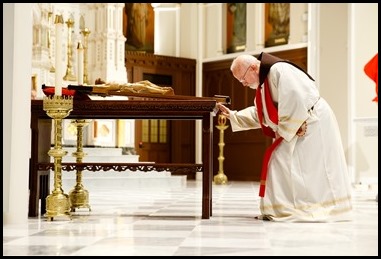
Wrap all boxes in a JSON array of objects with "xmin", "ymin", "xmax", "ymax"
[{"xmin": 3, "ymin": 178, "xmax": 378, "ymax": 256}]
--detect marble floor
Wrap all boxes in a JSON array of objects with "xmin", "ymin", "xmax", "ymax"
[{"xmin": 3, "ymin": 178, "xmax": 378, "ymax": 256}]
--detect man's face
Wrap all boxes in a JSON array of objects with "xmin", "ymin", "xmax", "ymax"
[{"xmin": 234, "ymin": 63, "xmax": 260, "ymax": 89}]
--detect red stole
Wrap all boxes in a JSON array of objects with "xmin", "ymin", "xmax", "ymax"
[{"xmin": 255, "ymin": 79, "xmax": 283, "ymax": 197}]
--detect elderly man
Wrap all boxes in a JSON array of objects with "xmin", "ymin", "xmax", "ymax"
[{"xmin": 217, "ymin": 52, "xmax": 353, "ymax": 222}]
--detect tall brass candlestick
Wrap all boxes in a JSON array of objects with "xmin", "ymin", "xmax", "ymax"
[
  {"xmin": 43, "ymin": 95, "xmax": 73, "ymax": 221},
  {"xmin": 81, "ymin": 28, "xmax": 91, "ymax": 85},
  {"xmin": 63, "ymin": 17, "xmax": 76, "ymax": 81},
  {"xmin": 69, "ymin": 119, "xmax": 91, "ymax": 212},
  {"xmin": 214, "ymin": 114, "xmax": 229, "ymax": 185}
]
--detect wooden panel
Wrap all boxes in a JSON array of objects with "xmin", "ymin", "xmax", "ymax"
[
  {"xmin": 126, "ymin": 51, "xmax": 196, "ymax": 94},
  {"xmin": 203, "ymin": 47, "xmax": 307, "ymax": 181},
  {"xmin": 125, "ymin": 52, "xmax": 197, "ymax": 168},
  {"xmin": 268, "ymin": 48, "xmax": 307, "ymax": 71}
]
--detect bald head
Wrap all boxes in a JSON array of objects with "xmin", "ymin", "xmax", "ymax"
[
  {"xmin": 230, "ymin": 54, "xmax": 261, "ymax": 89},
  {"xmin": 230, "ymin": 54, "xmax": 259, "ymax": 73}
]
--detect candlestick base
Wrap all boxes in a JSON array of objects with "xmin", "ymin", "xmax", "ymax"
[
  {"xmin": 63, "ymin": 70, "xmax": 77, "ymax": 82},
  {"xmin": 214, "ymin": 173, "xmax": 228, "ymax": 185},
  {"xmin": 69, "ymin": 187, "xmax": 91, "ymax": 212},
  {"xmin": 45, "ymin": 193, "xmax": 72, "ymax": 221}
]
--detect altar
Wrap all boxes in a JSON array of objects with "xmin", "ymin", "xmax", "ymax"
[{"xmin": 30, "ymin": 98, "xmax": 216, "ymax": 219}]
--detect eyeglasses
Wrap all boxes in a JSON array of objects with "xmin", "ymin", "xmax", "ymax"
[{"xmin": 239, "ymin": 65, "xmax": 251, "ymax": 83}]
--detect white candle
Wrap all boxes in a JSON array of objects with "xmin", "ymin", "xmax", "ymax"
[
  {"xmin": 54, "ymin": 15, "xmax": 64, "ymax": 96},
  {"xmin": 77, "ymin": 42, "xmax": 84, "ymax": 85}
]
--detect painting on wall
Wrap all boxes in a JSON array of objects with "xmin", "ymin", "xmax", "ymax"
[
  {"xmin": 226, "ymin": 3, "xmax": 247, "ymax": 53},
  {"xmin": 61, "ymin": 120, "xmax": 79, "ymax": 146},
  {"xmin": 123, "ymin": 3, "xmax": 155, "ymax": 53},
  {"xmin": 91, "ymin": 119, "xmax": 116, "ymax": 147},
  {"xmin": 59, "ymin": 119, "xmax": 93, "ymax": 147},
  {"xmin": 264, "ymin": 3, "xmax": 290, "ymax": 47}
]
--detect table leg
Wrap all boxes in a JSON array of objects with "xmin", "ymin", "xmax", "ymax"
[
  {"xmin": 29, "ymin": 119, "xmax": 52, "ymax": 217},
  {"xmin": 202, "ymin": 113, "xmax": 213, "ymax": 219}
]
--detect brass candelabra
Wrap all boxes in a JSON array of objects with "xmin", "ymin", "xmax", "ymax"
[
  {"xmin": 69, "ymin": 119, "xmax": 92, "ymax": 212},
  {"xmin": 63, "ymin": 17, "xmax": 76, "ymax": 81},
  {"xmin": 214, "ymin": 114, "xmax": 229, "ymax": 184},
  {"xmin": 43, "ymin": 95, "xmax": 73, "ymax": 221}
]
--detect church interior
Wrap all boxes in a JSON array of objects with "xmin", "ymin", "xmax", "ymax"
[{"xmin": 3, "ymin": 3, "xmax": 378, "ymax": 256}]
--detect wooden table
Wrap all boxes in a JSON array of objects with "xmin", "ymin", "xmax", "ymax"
[{"xmin": 30, "ymin": 98, "xmax": 216, "ymax": 219}]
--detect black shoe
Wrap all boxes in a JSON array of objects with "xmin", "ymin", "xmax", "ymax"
[{"xmin": 255, "ymin": 215, "xmax": 273, "ymax": 221}]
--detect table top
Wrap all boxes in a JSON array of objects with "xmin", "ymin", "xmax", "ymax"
[{"xmin": 31, "ymin": 97, "xmax": 217, "ymax": 120}]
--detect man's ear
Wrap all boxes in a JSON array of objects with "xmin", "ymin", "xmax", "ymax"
[{"xmin": 252, "ymin": 64, "xmax": 259, "ymax": 74}]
